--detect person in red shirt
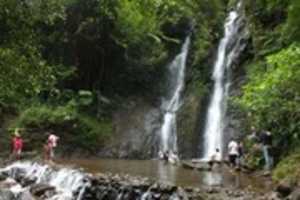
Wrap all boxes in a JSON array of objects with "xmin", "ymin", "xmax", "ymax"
[{"xmin": 12, "ymin": 128, "xmax": 23, "ymax": 160}]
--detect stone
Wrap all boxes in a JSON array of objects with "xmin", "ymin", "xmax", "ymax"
[
  {"xmin": 18, "ymin": 190, "xmax": 36, "ymax": 200},
  {"xmin": 0, "ymin": 189, "xmax": 16, "ymax": 200},
  {"xmin": 290, "ymin": 188, "xmax": 300, "ymax": 200},
  {"xmin": 0, "ymin": 173, "xmax": 8, "ymax": 182},
  {"xmin": 30, "ymin": 184, "xmax": 55, "ymax": 197},
  {"xmin": 276, "ymin": 181, "xmax": 293, "ymax": 197}
]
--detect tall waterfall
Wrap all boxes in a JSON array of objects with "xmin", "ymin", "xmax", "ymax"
[
  {"xmin": 160, "ymin": 37, "xmax": 190, "ymax": 154},
  {"xmin": 202, "ymin": 3, "xmax": 246, "ymax": 159}
]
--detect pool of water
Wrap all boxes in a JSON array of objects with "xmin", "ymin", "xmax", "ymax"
[{"xmin": 57, "ymin": 159, "xmax": 270, "ymax": 191}]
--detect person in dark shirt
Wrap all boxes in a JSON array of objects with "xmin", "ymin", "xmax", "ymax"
[{"xmin": 260, "ymin": 131, "xmax": 273, "ymax": 170}]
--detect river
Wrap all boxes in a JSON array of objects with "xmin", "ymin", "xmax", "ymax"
[{"xmin": 57, "ymin": 159, "xmax": 270, "ymax": 191}]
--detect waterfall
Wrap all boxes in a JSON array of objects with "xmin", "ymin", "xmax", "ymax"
[
  {"xmin": 160, "ymin": 36, "xmax": 190, "ymax": 154},
  {"xmin": 202, "ymin": 3, "xmax": 247, "ymax": 159}
]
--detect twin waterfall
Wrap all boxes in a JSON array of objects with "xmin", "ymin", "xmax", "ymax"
[
  {"xmin": 202, "ymin": 5, "xmax": 245, "ymax": 159},
  {"xmin": 159, "ymin": 37, "xmax": 190, "ymax": 154}
]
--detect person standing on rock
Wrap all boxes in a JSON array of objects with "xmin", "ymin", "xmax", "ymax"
[
  {"xmin": 11, "ymin": 128, "xmax": 23, "ymax": 160},
  {"xmin": 228, "ymin": 139, "xmax": 239, "ymax": 168},
  {"xmin": 47, "ymin": 132, "xmax": 59, "ymax": 161},
  {"xmin": 260, "ymin": 130, "xmax": 273, "ymax": 171}
]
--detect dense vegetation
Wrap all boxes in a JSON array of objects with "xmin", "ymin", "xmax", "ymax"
[
  {"xmin": 0, "ymin": 0, "xmax": 226, "ymax": 153},
  {"xmin": 0, "ymin": 0, "xmax": 299, "ymax": 180},
  {"xmin": 234, "ymin": 0, "xmax": 300, "ymax": 180}
]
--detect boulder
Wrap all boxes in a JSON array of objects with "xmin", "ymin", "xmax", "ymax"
[
  {"xmin": 290, "ymin": 188, "xmax": 300, "ymax": 200},
  {"xmin": 276, "ymin": 181, "xmax": 293, "ymax": 197},
  {"xmin": 29, "ymin": 184, "xmax": 55, "ymax": 197},
  {"xmin": 18, "ymin": 190, "xmax": 36, "ymax": 200}
]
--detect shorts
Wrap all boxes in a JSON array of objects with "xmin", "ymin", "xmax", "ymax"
[{"xmin": 229, "ymin": 154, "xmax": 237, "ymax": 165}]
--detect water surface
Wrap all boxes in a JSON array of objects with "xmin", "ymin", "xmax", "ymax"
[{"xmin": 58, "ymin": 159, "xmax": 269, "ymax": 191}]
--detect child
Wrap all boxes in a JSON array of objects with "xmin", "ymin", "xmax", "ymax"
[{"xmin": 12, "ymin": 129, "xmax": 23, "ymax": 160}]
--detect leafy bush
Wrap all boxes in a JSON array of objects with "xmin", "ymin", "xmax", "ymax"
[
  {"xmin": 235, "ymin": 43, "xmax": 300, "ymax": 154},
  {"xmin": 273, "ymin": 149, "xmax": 300, "ymax": 182},
  {"xmin": 0, "ymin": 48, "xmax": 57, "ymax": 108},
  {"xmin": 10, "ymin": 103, "xmax": 113, "ymax": 151}
]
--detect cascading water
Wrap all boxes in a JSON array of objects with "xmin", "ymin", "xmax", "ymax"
[
  {"xmin": 160, "ymin": 37, "xmax": 190, "ymax": 154},
  {"xmin": 1, "ymin": 161, "xmax": 88, "ymax": 200},
  {"xmin": 202, "ymin": 2, "xmax": 247, "ymax": 159},
  {"xmin": 0, "ymin": 161, "xmax": 197, "ymax": 200}
]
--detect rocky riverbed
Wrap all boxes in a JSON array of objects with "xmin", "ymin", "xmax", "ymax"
[{"xmin": 0, "ymin": 161, "xmax": 299, "ymax": 200}]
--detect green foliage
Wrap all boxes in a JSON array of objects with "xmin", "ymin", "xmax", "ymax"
[
  {"xmin": 283, "ymin": 0, "xmax": 300, "ymax": 42},
  {"xmin": 10, "ymin": 103, "xmax": 113, "ymax": 150},
  {"xmin": 273, "ymin": 149, "xmax": 300, "ymax": 182},
  {"xmin": 0, "ymin": 48, "xmax": 57, "ymax": 107},
  {"xmin": 236, "ymin": 43, "xmax": 300, "ymax": 151}
]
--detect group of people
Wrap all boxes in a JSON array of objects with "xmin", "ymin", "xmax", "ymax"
[
  {"xmin": 11, "ymin": 128, "xmax": 59, "ymax": 162},
  {"xmin": 208, "ymin": 127, "xmax": 274, "ymax": 171},
  {"xmin": 158, "ymin": 150, "xmax": 179, "ymax": 164}
]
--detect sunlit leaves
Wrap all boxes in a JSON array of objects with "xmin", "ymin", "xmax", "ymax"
[{"xmin": 237, "ymin": 44, "xmax": 300, "ymax": 145}]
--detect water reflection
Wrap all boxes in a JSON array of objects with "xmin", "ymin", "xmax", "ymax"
[
  {"xmin": 202, "ymin": 171, "xmax": 223, "ymax": 186},
  {"xmin": 58, "ymin": 159, "xmax": 267, "ymax": 191},
  {"xmin": 157, "ymin": 161, "xmax": 177, "ymax": 185}
]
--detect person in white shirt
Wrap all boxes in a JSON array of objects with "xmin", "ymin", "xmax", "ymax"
[
  {"xmin": 228, "ymin": 139, "xmax": 239, "ymax": 167},
  {"xmin": 208, "ymin": 148, "xmax": 222, "ymax": 170},
  {"xmin": 47, "ymin": 132, "xmax": 59, "ymax": 160}
]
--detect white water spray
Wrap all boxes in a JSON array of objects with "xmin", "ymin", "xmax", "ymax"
[
  {"xmin": 160, "ymin": 37, "xmax": 190, "ymax": 154},
  {"xmin": 202, "ymin": 5, "xmax": 246, "ymax": 159},
  {"xmin": 1, "ymin": 162, "xmax": 88, "ymax": 200}
]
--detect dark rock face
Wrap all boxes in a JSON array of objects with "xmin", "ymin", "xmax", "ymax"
[{"xmin": 98, "ymin": 100, "xmax": 161, "ymax": 159}]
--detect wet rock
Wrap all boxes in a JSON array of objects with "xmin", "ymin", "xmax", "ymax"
[
  {"xmin": 18, "ymin": 190, "xmax": 36, "ymax": 200},
  {"xmin": 290, "ymin": 188, "xmax": 300, "ymax": 200},
  {"xmin": 206, "ymin": 187, "xmax": 219, "ymax": 194},
  {"xmin": 276, "ymin": 181, "xmax": 293, "ymax": 197},
  {"xmin": 0, "ymin": 178, "xmax": 18, "ymax": 188},
  {"xmin": 177, "ymin": 187, "xmax": 189, "ymax": 200},
  {"xmin": 0, "ymin": 189, "xmax": 16, "ymax": 200},
  {"xmin": 20, "ymin": 177, "xmax": 36, "ymax": 187},
  {"xmin": 267, "ymin": 191, "xmax": 281, "ymax": 200},
  {"xmin": 0, "ymin": 173, "xmax": 8, "ymax": 182},
  {"xmin": 30, "ymin": 184, "xmax": 55, "ymax": 197}
]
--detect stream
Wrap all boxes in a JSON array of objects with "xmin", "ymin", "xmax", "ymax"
[
  {"xmin": 0, "ymin": 159, "xmax": 275, "ymax": 200},
  {"xmin": 58, "ymin": 159, "xmax": 270, "ymax": 190}
]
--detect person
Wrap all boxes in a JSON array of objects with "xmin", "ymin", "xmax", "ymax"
[
  {"xmin": 260, "ymin": 130, "xmax": 273, "ymax": 171},
  {"xmin": 162, "ymin": 150, "xmax": 169, "ymax": 163},
  {"xmin": 248, "ymin": 126, "xmax": 259, "ymax": 142},
  {"xmin": 208, "ymin": 148, "xmax": 222, "ymax": 170},
  {"xmin": 47, "ymin": 132, "xmax": 59, "ymax": 161},
  {"xmin": 44, "ymin": 143, "xmax": 50, "ymax": 161},
  {"xmin": 228, "ymin": 139, "xmax": 239, "ymax": 168},
  {"xmin": 158, "ymin": 150, "xmax": 164, "ymax": 160},
  {"xmin": 168, "ymin": 150, "xmax": 179, "ymax": 164},
  {"xmin": 11, "ymin": 128, "xmax": 23, "ymax": 160},
  {"xmin": 237, "ymin": 141, "xmax": 244, "ymax": 169}
]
